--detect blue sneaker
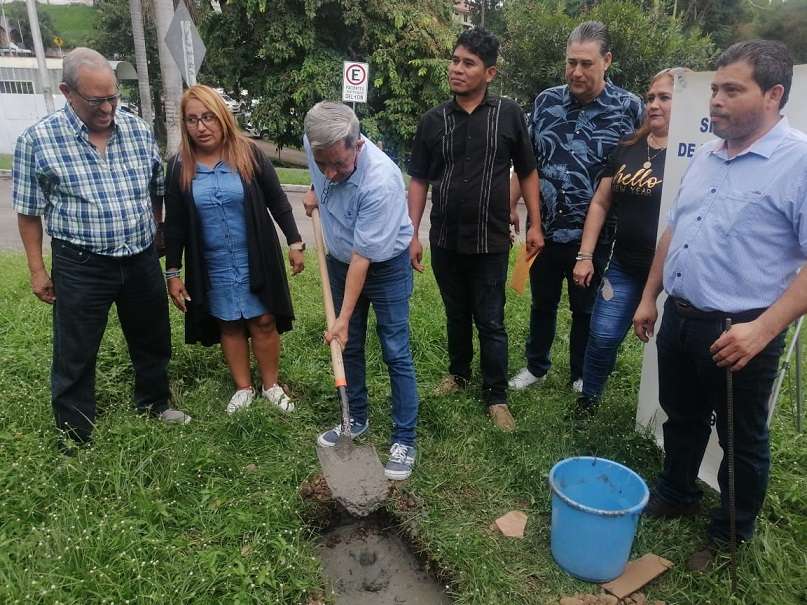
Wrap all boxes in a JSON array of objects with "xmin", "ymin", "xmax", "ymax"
[
  {"xmin": 316, "ymin": 419, "xmax": 369, "ymax": 447},
  {"xmin": 384, "ymin": 443, "xmax": 416, "ymax": 480}
]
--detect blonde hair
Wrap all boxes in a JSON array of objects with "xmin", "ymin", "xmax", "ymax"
[
  {"xmin": 178, "ymin": 84, "xmax": 256, "ymax": 191},
  {"xmin": 623, "ymin": 67, "xmax": 690, "ymax": 147}
]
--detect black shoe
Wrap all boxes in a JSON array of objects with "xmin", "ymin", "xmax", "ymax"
[
  {"xmin": 575, "ymin": 395, "xmax": 599, "ymax": 415},
  {"xmin": 643, "ymin": 492, "xmax": 701, "ymax": 519}
]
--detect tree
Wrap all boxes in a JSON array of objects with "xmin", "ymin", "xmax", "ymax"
[
  {"xmin": 1, "ymin": 1, "xmax": 57, "ymax": 49},
  {"xmin": 90, "ymin": 0, "xmax": 165, "ymax": 142},
  {"xmin": 152, "ymin": 0, "xmax": 183, "ymax": 153},
  {"xmin": 129, "ymin": 0, "xmax": 155, "ymax": 128},
  {"xmin": 465, "ymin": 1, "xmax": 507, "ymax": 36},
  {"xmin": 500, "ymin": 0, "xmax": 715, "ymax": 107},
  {"xmin": 741, "ymin": 0, "xmax": 807, "ymax": 63},
  {"xmin": 669, "ymin": 0, "xmax": 749, "ymax": 48},
  {"xmin": 197, "ymin": 0, "xmax": 455, "ymax": 155}
]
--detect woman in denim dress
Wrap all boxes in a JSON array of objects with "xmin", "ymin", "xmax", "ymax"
[{"xmin": 165, "ymin": 85, "xmax": 305, "ymax": 414}]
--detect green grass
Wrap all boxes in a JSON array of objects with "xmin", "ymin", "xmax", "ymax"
[
  {"xmin": 38, "ymin": 4, "xmax": 97, "ymax": 49},
  {"xmin": 0, "ymin": 251, "xmax": 805, "ymax": 604},
  {"xmin": 275, "ymin": 167, "xmax": 311, "ymax": 187},
  {"xmin": 272, "ymin": 167, "xmax": 411, "ymax": 187},
  {"xmin": 0, "ymin": 154, "xmax": 10, "ymax": 171}
]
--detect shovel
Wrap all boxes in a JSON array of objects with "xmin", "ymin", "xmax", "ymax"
[{"xmin": 311, "ymin": 208, "xmax": 388, "ymax": 517}]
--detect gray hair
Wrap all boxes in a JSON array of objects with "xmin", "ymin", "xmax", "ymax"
[
  {"xmin": 62, "ymin": 47, "xmax": 115, "ymax": 89},
  {"xmin": 567, "ymin": 20, "xmax": 610, "ymax": 56},
  {"xmin": 304, "ymin": 101, "xmax": 360, "ymax": 150}
]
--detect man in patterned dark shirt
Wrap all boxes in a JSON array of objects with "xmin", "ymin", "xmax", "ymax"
[
  {"xmin": 510, "ymin": 21, "xmax": 643, "ymax": 395},
  {"xmin": 409, "ymin": 28, "xmax": 543, "ymax": 431}
]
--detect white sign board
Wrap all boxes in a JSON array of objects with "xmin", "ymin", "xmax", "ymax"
[
  {"xmin": 636, "ymin": 65, "xmax": 807, "ymax": 490},
  {"xmin": 342, "ymin": 61, "xmax": 369, "ymax": 103},
  {"xmin": 165, "ymin": 1, "xmax": 206, "ymax": 87}
]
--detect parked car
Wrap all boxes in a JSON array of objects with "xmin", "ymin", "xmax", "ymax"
[{"xmin": 214, "ymin": 88, "xmax": 241, "ymax": 114}]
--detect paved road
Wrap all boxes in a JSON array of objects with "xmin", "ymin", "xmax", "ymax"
[{"xmin": 0, "ymin": 177, "xmax": 441, "ymax": 252}]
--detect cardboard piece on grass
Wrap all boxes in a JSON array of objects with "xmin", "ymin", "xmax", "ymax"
[
  {"xmin": 600, "ymin": 553, "xmax": 673, "ymax": 599},
  {"xmin": 509, "ymin": 245, "xmax": 538, "ymax": 294},
  {"xmin": 493, "ymin": 510, "xmax": 528, "ymax": 538}
]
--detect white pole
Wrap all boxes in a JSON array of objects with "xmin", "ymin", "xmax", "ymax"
[
  {"xmin": 128, "ymin": 0, "xmax": 154, "ymax": 128},
  {"xmin": 152, "ymin": 0, "xmax": 184, "ymax": 154},
  {"xmin": 767, "ymin": 317, "xmax": 805, "ymax": 426},
  {"xmin": 24, "ymin": 0, "xmax": 54, "ymax": 114}
]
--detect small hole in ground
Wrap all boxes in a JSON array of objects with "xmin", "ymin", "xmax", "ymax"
[
  {"xmin": 301, "ymin": 476, "xmax": 453, "ymax": 604},
  {"xmin": 318, "ymin": 511, "xmax": 453, "ymax": 604}
]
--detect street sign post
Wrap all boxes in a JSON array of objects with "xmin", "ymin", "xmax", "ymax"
[
  {"xmin": 342, "ymin": 61, "xmax": 369, "ymax": 104},
  {"xmin": 165, "ymin": 1, "xmax": 206, "ymax": 87}
]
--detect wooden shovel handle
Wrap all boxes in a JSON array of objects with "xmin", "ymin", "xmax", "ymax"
[{"xmin": 311, "ymin": 208, "xmax": 347, "ymax": 389}]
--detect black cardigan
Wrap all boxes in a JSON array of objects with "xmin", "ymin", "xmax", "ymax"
[{"xmin": 164, "ymin": 145, "xmax": 302, "ymax": 346}]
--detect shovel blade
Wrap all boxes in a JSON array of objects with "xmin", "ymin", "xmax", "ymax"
[{"xmin": 317, "ymin": 443, "xmax": 388, "ymax": 517}]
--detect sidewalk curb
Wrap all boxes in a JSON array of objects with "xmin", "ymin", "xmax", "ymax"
[{"xmin": 0, "ymin": 170, "xmax": 10, "ymax": 179}]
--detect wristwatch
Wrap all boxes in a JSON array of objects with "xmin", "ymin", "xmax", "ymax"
[{"xmin": 289, "ymin": 241, "xmax": 306, "ymax": 251}]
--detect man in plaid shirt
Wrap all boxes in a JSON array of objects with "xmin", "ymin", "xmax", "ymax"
[{"xmin": 12, "ymin": 48, "xmax": 190, "ymax": 451}]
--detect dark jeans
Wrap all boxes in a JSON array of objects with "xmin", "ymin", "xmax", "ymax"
[
  {"xmin": 655, "ymin": 297, "xmax": 784, "ymax": 542},
  {"xmin": 431, "ymin": 246, "xmax": 509, "ymax": 406},
  {"xmin": 582, "ymin": 259, "xmax": 644, "ymax": 399},
  {"xmin": 51, "ymin": 239, "xmax": 171, "ymax": 444},
  {"xmin": 525, "ymin": 240, "xmax": 607, "ymax": 381},
  {"xmin": 327, "ymin": 251, "xmax": 419, "ymax": 446}
]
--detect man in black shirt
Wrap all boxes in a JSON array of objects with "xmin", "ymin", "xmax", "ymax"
[{"xmin": 408, "ymin": 27, "xmax": 543, "ymax": 431}]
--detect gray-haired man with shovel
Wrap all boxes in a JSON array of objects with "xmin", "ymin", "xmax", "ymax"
[{"xmin": 303, "ymin": 101, "xmax": 419, "ymax": 480}]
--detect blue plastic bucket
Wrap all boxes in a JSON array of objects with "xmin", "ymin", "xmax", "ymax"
[{"xmin": 548, "ymin": 456, "xmax": 649, "ymax": 582}]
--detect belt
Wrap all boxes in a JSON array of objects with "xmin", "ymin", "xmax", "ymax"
[
  {"xmin": 53, "ymin": 238, "xmax": 152, "ymax": 260},
  {"xmin": 670, "ymin": 297, "xmax": 766, "ymax": 323}
]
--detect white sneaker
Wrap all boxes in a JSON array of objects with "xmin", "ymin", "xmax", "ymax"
[
  {"xmin": 508, "ymin": 367, "xmax": 546, "ymax": 390},
  {"xmin": 226, "ymin": 387, "xmax": 255, "ymax": 415},
  {"xmin": 571, "ymin": 378, "xmax": 583, "ymax": 394},
  {"xmin": 262, "ymin": 384, "xmax": 295, "ymax": 413}
]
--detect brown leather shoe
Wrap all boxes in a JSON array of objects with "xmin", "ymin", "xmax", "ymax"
[
  {"xmin": 433, "ymin": 375, "xmax": 466, "ymax": 396},
  {"xmin": 686, "ymin": 543, "xmax": 718, "ymax": 572},
  {"xmin": 488, "ymin": 404, "xmax": 516, "ymax": 432},
  {"xmin": 643, "ymin": 493, "xmax": 701, "ymax": 519}
]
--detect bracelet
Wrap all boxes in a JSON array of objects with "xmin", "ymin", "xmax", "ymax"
[
  {"xmin": 164, "ymin": 270, "xmax": 181, "ymax": 280},
  {"xmin": 575, "ymin": 254, "xmax": 593, "ymax": 262}
]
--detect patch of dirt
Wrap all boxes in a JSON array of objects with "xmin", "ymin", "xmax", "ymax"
[
  {"xmin": 300, "ymin": 473, "xmax": 333, "ymax": 503},
  {"xmin": 318, "ymin": 515, "xmax": 452, "ymax": 604}
]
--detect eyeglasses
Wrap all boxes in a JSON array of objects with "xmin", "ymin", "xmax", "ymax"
[
  {"xmin": 70, "ymin": 88, "xmax": 120, "ymax": 107},
  {"xmin": 184, "ymin": 113, "xmax": 218, "ymax": 128}
]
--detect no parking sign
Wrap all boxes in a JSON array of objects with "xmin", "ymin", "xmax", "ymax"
[{"xmin": 342, "ymin": 61, "xmax": 369, "ymax": 103}]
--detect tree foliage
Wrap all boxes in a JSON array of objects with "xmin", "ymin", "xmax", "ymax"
[
  {"xmin": 465, "ymin": 0, "xmax": 507, "ymax": 36},
  {"xmin": 740, "ymin": 0, "xmax": 807, "ymax": 63},
  {"xmin": 501, "ymin": 0, "xmax": 716, "ymax": 107},
  {"xmin": 89, "ymin": 0, "xmax": 165, "ymax": 142},
  {"xmin": 198, "ymin": 0, "xmax": 455, "ymax": 153},
  {"xmin": 1, "ymin": 1, "xmax": 58, "ymax": 49}
]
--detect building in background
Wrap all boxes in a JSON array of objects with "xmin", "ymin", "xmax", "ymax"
[
  {"xmin": 0, "ymin": 56, "xmax": 136, "ymax": 154},
  {"xmin": 452, "ymin": 0, "xmax": 472, "ymax": 30}
]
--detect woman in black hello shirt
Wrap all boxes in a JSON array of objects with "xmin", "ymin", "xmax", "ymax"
[{"xmin": 572, "ymin": 68, "xmax": 680, "ymax": 410}]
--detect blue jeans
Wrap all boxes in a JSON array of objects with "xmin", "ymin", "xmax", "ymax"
[
  {"xmin": 582, "ymin": 259, "xmax": 644, "ymax": 399},
  {"xmin": 51, "ymin": 240, "xmax": 171, "ymax": 444},
  {"xmin": 655, "ymin": 298, "xmax": 784, "ymax": 542},
  {"xmin": 327, "ymin": 251, "xmax": 418, "ymax": 446},
  {"xmin": 431, "ymin": 247, "xmax": 509, "ymax": 405}
]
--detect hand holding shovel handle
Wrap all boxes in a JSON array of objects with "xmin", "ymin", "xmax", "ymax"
[{"xmin": 311, "ymin": 209, "xmax": 351, "ymax": 439}]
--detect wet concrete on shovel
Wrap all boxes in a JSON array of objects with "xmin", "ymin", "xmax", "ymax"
[{"xmin": 317, "ymin": 514, "xmax": 452, "ymax": 605}]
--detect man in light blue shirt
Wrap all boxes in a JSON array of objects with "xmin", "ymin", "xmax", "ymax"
[
  {"xmin": 302, "ymin": 101, "xmax": 418, "ymax": 480},
  {"xmin": 634, "ymin": 40, "xmax": 807, "ymax": 571}
]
